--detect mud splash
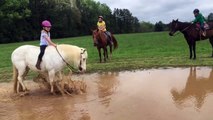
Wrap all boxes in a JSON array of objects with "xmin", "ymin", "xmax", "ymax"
[{"xmin": 0, "ymin": 67, "xmax": 213, "ymax": 120}]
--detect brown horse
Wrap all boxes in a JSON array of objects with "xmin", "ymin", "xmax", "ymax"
[
  {"xmin": 92, "ymin": 29, "xmax": 118, "ymax": 62},
  {"xmin": 169, "ymin": 19, "xmax": 213, "ymax": 59}
]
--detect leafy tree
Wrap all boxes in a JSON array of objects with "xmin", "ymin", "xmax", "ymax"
[
  {"xmin": 0, "ymin": 0, "xmax": 141, "ymax": 43},
  {"xmin": 207, "ymin": 13, "xmax": 213, "ymax": 22},
  {"xmin": 112, "ymin": 8, "xmax": 140, "ymax": 33},
  {"xmin": 140, "ymin": 21, "xmax": 154, "ymax": 32},
  {"xmin": 154, "ymin": 21, "xmax": 164, "ymax": 31},
  {"xmin": 0, "ymin": 0, "xmax": 31, "ymax": 43}
]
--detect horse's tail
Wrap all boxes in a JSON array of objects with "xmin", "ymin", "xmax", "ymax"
[
  {"xmin": 111, "ymin": 35, "xmax": 118, "ymax": 50},
  {"xmin": 13, "ymin": 64, "xmax": 18, "ymax": 93}
]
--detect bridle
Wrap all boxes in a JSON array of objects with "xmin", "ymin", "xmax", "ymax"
[{"xmin": 79, "ymin": 48, "xmax": 87, "ymax": 68}]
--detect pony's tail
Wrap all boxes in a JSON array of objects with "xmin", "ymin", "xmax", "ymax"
[
  {"xmin": 13, "ymin": 65, "xmax": 18, "ymax": 93},
  {"xmin": 112, "ymin": 35, "xmax": 118, "ymax": 50}
]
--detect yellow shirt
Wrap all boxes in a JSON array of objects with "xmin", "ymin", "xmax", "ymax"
[{"xmin": 97, "ymin": 21, "xmax": 106, "ymax": 31}]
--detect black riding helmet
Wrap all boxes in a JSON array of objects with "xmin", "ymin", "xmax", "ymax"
[{"xmin": 193, "ymin": 9, "xmax": 199, "ymax": 14}]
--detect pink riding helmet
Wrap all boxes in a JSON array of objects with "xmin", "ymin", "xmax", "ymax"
[{"xmin": 41, "ymin": 20, "xmax": 52, "ymax": 27}]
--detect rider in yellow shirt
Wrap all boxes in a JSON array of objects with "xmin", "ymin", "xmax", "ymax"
[{"xmin": 97, "ymin": 16, "xmax": 113, "ymax": 45}]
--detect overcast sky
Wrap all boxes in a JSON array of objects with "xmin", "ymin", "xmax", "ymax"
[{"xmin": 94, "ymin": 0, "xmax": 213, "ymax": 23}]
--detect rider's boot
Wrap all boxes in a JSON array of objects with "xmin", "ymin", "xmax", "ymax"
[{"xmin": 35, "ymin": 59, "xmax": 41, "ymax": 70}]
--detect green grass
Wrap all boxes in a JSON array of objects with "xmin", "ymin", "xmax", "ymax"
[{"xmin": 0, "ymin": 32, "xmax": 213, "ymax": 82}]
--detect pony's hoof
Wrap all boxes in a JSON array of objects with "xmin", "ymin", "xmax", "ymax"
[
  {"xmin": 51, "ymin": 91, "xmax": 56, "ymax": 95},
  {"xmin": 19, "ymin": 91, "xmax": 29, "ymax": 97}
]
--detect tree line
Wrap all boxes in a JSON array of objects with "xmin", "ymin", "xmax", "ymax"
[
  {"xmin": 0, "ymin": 0, "xmax": 213, "ymax": 43},
  {"xmin": 0, "ymin": 0, "xmax": 141, "ymax": 43}
]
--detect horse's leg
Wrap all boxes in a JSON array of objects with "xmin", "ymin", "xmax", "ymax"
[
  {"xmin": 103, "ymin": 47, "xmax": 107, "ymax": 62},
  {"xmin": 192, "ymin": 41, "xmax": 196, "ymax": 59},
  {"xmin": 98, "ymin": 47, "xmax": 102, "ymax": 63},
  {"xmin": 106, "ymin": 47, "xmax": 109, "ymax": 59},
  {"xmin": 209, "ymin": 38, "xmax": 213, "ymax": 57},
  {"xmin": 188, "ymin": 43, "xmax": 193, "ymax": 59},
  {"xmin": 109, "ymin": 45, "xmax": 112, "ymax": 60},
  {"xmin": 48, "ymin": 70, "xmax": 56, "ymax": 94}
]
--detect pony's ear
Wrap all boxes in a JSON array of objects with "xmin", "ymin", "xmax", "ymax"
[
  {"xmin": 81, "ymin": 48, "xmax": 87, "ymax": 54},
  {"xmin": 176, "ymin": 19, "xmax": 179, "ymax": 22}
]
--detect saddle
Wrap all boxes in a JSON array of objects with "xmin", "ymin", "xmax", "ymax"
[
  {"xmin": 104, "ymin": 31, "xmax": 113, "ymax": 45},
  {"xmin": 195, "ymin": 23, "xmax": 209, "ymax": 37}
]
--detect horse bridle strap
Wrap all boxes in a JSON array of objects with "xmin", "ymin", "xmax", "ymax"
[
  {"xmin": 180, "ymin": 24, "xmax": 193, "ymax": 32},
  {"xmin": 79, "ymin": 49, "xmax": 86, "ymax": 67},
  {"xmin": 55, "ymin": 46, "xmax": 78, "ymax": 73},
  {"xmin": 173, "ymin": 23, "xmax": 193, "ymax": 36}
]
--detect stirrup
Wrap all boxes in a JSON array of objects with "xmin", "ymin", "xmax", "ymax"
[
  {"xmin": 110, "ymin": 41, "xmax": 113, "ymax": 45},
  {"xmin": 202, "ymin": 33, "xmax": 206, "ymax": 36},
  {"xmin": 202, "ymin": 31, "xmax": 206, "ymax": 36}
]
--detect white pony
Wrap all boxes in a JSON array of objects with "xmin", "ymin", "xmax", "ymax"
[{"xmin": 11, "ymin": 44, "xmax": 88, "ymax": 94}]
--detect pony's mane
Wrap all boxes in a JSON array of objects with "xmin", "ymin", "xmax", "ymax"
[
  {"xmin": 57, "ymin": 44, "xmax": 81, "ymax": 66},
  {"xmin": 57, "ymin": 44, "xmax": 87, "ymax": 68}
]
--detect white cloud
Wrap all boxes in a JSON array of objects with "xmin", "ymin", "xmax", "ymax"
[{"xmin": 94, "ymin": 0, "xmax": 213, "ymax": 23}]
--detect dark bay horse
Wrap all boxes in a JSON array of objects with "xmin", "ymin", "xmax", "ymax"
[
  {"xmin": 92, "ymin": 29, "xmax": 118, "ymax": 62},
  {"xmin": 169, "ymin": 19, "xmax": 213, "ymax": 59}
]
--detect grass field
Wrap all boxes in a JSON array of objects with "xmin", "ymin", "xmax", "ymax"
[{"xmin": 0, "ymin": 31, "xmax": 212, "ymax": 82}]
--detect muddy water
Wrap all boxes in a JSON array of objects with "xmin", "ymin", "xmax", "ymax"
[{"xmin": 0, "ymin": 67, "xmax": 213, "ymax": 120}]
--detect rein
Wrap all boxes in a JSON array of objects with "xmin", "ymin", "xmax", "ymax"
[
  {"xmin": 172, "ymin": 23, "xmax": 193, "ymax": 36},
  {"xmin": 55, "ymin": 46, "xmax": 79, "ymax": 73}
]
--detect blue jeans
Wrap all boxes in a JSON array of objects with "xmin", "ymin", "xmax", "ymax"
[
  {"xmin": 38, "ymin": 45, "xmax": 47, "ymax": 61},
  {"xmin": 200, "ymin": 23, "xmax": 205, "ymax": 31}
]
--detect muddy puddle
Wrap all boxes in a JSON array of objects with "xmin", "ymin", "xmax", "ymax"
[{"xmin": 0, "ymin": 67, "xmax": 213, "ymax": 120}]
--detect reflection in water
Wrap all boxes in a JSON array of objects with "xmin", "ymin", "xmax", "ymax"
[
  {"xmin": 171, "ymin": 67, "xmax": 213, "ymax": 109},
  {"xmin": 1, "ymin": 67, "xmax": 213, "ymax": 120},
  {"xmin": 96, "ymin": 72, "xmax": 119, "ymax": 107}
]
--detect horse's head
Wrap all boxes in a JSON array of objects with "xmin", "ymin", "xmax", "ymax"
[
  {"xmin": 169, "ymin": 19, "xmax": 179, "ymax": 36},
  {"xmin": 92, "ymin": 29, "xmax": 100, "ymax": 46},
  {"xmin": 78, "ymin": 48, "xmax": 88, "ymax": 73}
]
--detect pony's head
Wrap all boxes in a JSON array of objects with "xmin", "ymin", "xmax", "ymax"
[
  {"xmin": 57, "ymin": 44, "xmax": 88, "ymax": 73},
  {"xmin": 79, "ymin": 48, "xmax": 88, "ymax": 73},
  {"xmin": 169, "ymin": 19, "xmax": 179, "ymax": 36}
]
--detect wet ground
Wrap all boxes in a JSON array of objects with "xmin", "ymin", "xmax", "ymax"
[{"xmin": 0, "ymin": 67, "xmax": 213, "ymax": 120}]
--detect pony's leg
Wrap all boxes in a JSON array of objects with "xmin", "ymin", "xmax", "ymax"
[
  {"xmin": 22, "ymin": 67, "xmax": 30, "ymax": 91},
  {"xmin": 17, "ymin": 68, "xmax": 27, "ymax": 93},
  {"xmin": 209, "ymin": 38, "xmax": 213, "ymax": 57},
  {"xmin": 58, "ymin": 71, "xmax": 63, "ymax": 81},
  {"xmin": 48, "ymin": 70, "xmax": 56, "ymax": 94}
]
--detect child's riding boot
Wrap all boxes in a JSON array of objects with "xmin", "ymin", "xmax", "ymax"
[{"xmin": 36, "ymin": 59, "xmax": 41, "ymax": 70}]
